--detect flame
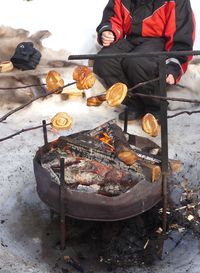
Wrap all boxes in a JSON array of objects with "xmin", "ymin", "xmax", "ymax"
[{"xmin": 96, "ymin": 132, "xmax": 115, "ymax": 151}]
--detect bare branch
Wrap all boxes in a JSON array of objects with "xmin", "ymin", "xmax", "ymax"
[
  {"xmin": 168, "ymin": 110, "xmax": 200, "ymax": 119},
  {"xmin": 128, "ymin": 77, "xmax": 160, "ymax": 92},
  {"xmin": 0, "ymin": 122, "xmax": 51, "ymax": 142},
  {"xmin": 129, "ymin": 92, "xmax": 200, "ymax": 105},
  {"xmin": 1, "ymin": 74, "xmax": 200, "ymax": 127},
  {"xmin": 0, "ymin": 81, "xmax": 76, "ymax": 123},
  {"xmin": 0, "ymin": 83, "xmax": 46, "ymax": 90}
]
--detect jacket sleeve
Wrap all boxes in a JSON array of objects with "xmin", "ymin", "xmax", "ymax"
[
  {"xmin": 164, "ymin": 0, "xmax": 195, "ymax": 81},
  {"xmin": 96, "ymin": 0, "xmax": 124, "ymax": 45}
]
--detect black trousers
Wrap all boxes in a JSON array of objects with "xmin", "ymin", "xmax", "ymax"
[{"xmin": 93, "ymin": 38, "xmax": 165, "ymax": 108}]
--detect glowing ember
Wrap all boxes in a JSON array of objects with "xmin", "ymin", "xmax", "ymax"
[{"xmin": 96, "ymin": 132, "xmax": 115, "ymax": 151}]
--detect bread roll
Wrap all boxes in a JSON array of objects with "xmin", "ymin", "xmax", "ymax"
[
  {"xmin": 51, "ymin": 112, "xmax": 73, "ymax": 130},
  {"xmin": 106, "ymin": 82, "xmax": 128, "ymax": 107},
  {"xmin": 46, "ymin": 70, "xmax": 64, "ymax": 92},
  {"xmin": 0, "ymin": 61, "xmax": 14, "ymax": 72},
  {"xmin": 142, "ymin": 113, "xmax": 160, "ymax": 137},
  {"xmin": 73, "ymin": 65, "xmax": 91, "ymax": 80},
  {"xmin": 73, "ymin": 65, "xmax": 96, "ymax": 90},
  {"xmin": 76, "ymin": 73, "xmax": 96, "ymax": 90}
]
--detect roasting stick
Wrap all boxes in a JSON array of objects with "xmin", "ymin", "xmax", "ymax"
[
  {"xmin": 0, "ymin": 83, "xmax": 46, "ymax": 90},
  {"xmin": 129, "ymin": 92, "xmax": 200, "ymax": 105},
  {"xmin": 0, "ymin": 122, "xmax": 51, "ymax": 142},
  {"xmin": 92, "ymin": 77, "xmax": 200, "ymax": 115},
  {"xmin": 95, "ymin": 78, "xmax": 160, "ymax": 98},
  {"xmin": 0, "ymin": 81, "xmax": 76, "ymax": 123},
  {"xmin": 1, "ymin": 76, "xmax": 200, "ymax": 123}
]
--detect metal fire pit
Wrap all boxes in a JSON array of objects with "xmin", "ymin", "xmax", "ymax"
[
  {"xmin": 34, "ymin": 138, "xmax": 162, "ymax": 222},
  {"xmin": 33, "ymin": 121, "xmax": 162, "ymax": 248}
]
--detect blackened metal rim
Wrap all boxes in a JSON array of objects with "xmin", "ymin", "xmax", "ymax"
[{"xmin": 37, "ymin": 187, "xmax": 162, "ymax": 222}]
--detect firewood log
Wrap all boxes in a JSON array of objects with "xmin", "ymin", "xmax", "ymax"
[
  {"xmin": 87, "ymin": 119, "xmax": 116, "ymax": 137},
  {"xmin": 108, "ymin": 124, "xmax": 138, "ymax": 165},
  {"xmin": 139, "ymin": 161, "xmax": 161, "ymax": 183},
  {"xmin": 58, "ymin": 136, "xmax": 139, "ymax": 176}
]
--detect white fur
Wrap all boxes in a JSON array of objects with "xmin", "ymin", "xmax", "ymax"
[{"xmin": 0, "ymin": 25, "xmax": 79, "ymax": 108}]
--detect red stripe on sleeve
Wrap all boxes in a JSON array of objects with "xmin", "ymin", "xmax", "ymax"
[{"xmin": 110, "ymin": 0, "xmax": 123, "ymax": 40}]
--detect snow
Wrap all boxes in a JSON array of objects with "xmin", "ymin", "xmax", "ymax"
[
  {"xmin": 1, "ymin": 0, "xmax": 199, "ymax": 54},
  {"xmin": 0, "ymin": 1, "xmax": 200, "ymax": 273},
  {"xmin": 1, "ymin": 0, "xmax": 108, "ymax": 54}
]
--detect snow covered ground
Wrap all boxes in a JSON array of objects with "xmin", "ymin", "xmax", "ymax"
[
  {"xmin": 0, "ymin": 87, "xmax": 200, "ymax": 273},
  {"xmin": 1, "ymin": 0, "xmax": 200, "ymax": 54},
  {"xmin": 0, "ymin": 1, "xmax": 200, "ymax": 273}
]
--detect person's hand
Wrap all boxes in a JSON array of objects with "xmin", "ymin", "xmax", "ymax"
[
  {"xmin": 166, "ymin": 74, "xmax": 175, "ymax": 85},
  {"xmin": 101, "ymin": 31, "xmax": 115, "ymax": 47}
]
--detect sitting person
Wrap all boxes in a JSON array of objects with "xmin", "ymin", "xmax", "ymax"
[{"xmin": 93, "ymin": 0, "xmax": 195, "ymax": 121}]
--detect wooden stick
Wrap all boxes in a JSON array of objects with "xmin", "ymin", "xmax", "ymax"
[
  {"xmin": 0, "ymin": 83, "xmax": 46, "ymax": 90},
  {"xmin": 0, "ymin": 81, "xmax": 76, "ymax": 123},
  {"xmin": 168, "ymin": 110, "xmax": 200, "ymax": 119},
  {"xmin": 129, "ymin": 91, "xmax": 200, "ymax": 105},
  {"xmin": 0, "ymin": 122, "xmax": 51, "ymax": 142},
  {"xmin": 128, "ymin": 77, "xmax": 160, "ymax": 92},
  {"xmin": 96, "ymin": 77, "xmax": 200, "ymax": 119},
  {"xmin": 107, "ymin": 123, "xmax": 138, "ymax": 165}
]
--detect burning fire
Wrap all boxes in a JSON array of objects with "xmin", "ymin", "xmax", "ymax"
[{"xmin": 96, "ymin": 132, "xmax": 115, "ymax": 151}]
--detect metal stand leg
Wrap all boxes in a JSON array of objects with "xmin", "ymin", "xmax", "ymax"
[
  {"xmin": 42, "ymin": 120, "xmax": 48, "ymax": 145},
  {"xmin": 162, "ymin": 174, "xmax": 168, "ymax": 232},
  {"xmin": 50, "ymin": 209, "xmax": 55, "ymax": 221},
  {"xmin": 123, "ymin": 107, "xmax": 129, "ymax": 133},
  {"xmin": 60, "ymin": 158, "xmax": 66, "ymax": 250},
  {"xmin": 159, "ymin": 57, "xmax": 169, "ymax": 233}
]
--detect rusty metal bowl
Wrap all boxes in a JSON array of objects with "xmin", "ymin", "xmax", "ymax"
[{"xmin": 33, "ymin": 137, "xmax": 162, "ymax": 221}]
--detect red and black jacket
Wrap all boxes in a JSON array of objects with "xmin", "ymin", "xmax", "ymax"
[{"xmin": 97, "ymin": 0, "xmax": 195, "ymax": 80}]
